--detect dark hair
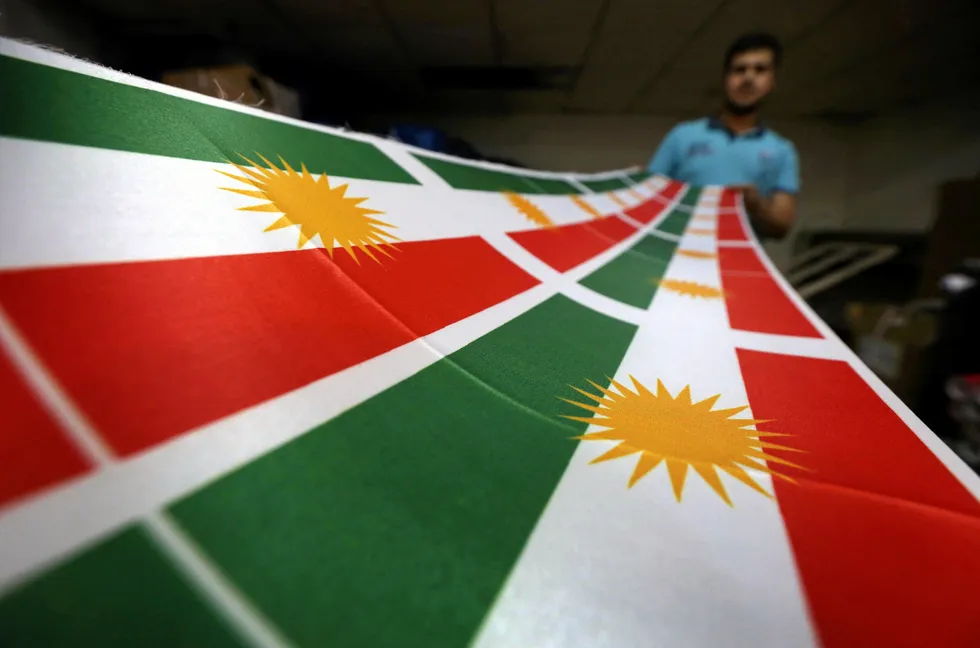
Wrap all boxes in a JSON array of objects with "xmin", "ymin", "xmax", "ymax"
[{"xmin": 724, "ymin": 32, "xmax": 783, "ymax": 71}]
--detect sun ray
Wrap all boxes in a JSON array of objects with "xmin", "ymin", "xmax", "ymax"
[
  {"xmin": 278, "ymin": 156, "xmax": 296, "ymax": 174},
  {"xmin": 220, "ymin": 187, "xmax": 267, "ymax": 199},
  {"xmin": 561, "ymin": 377, "xmax": 803, "ymax": 505},
  {"xmin": 219, "ymin": 155, "xmax": 396, "ymax": 263},
  {"xmin": 590, "ymin": 443, "xmax": 641, "ymax": 465},
  {"xmin": 571, "ymin": 195, "xmax": 604, "ymax": 219},
  {"xmin": 693, "ymin": 464, "xmax": 732, "ymax": 506},
  {"xmin": 677, "ymin": 249, "xmax": 717, "ymax": 259},
  {"xmin": 657, "ymin": 279, "xmax": 724, "ymax": 299},
  {"xmin": 264, "ymin": 216, "xmax": 294, "ymax": 232},
  {"xmin": 688, "ymin": 227, "xmax": 716, "ymax": 236},
  {"xmin": 666, "ymin": 460, "xmax": 689, "ymax": 502},
  {"xmin": 675, "ymin": 385, "xmax": 693, "ymax": 405},
  {"xmin": 503, "ymin": 192, "xmax": 554, "ymax": 227},
  {"xmin": 607, "ymin": 377, "xmax": 634, "ymax": 398},
  {"xmin": 720, "ymin": 464, "xmax": 772, "ymax": 498},
  {"xmin": 608, "ymin": 193, "xmax": 628, "ymax": 208},
  {"xmin": 562, "ymin": 415, "xmax": 601, "ymax": 425},
  {"xmin": 585, "ymin": 378, "xmax": 625, "ymax": 402},
  {"xmin": 745, "ymin": 450, "xmax": 806, "ymax": 470},
  {"xmin": 709, "ymin": 404, "xmax": 749, "ymax": 418},
  {"xmin": 630, "ymin": 374, "xmax": 654, "ymax": 398},
  {"xmin": 571, "ymin": 384, "xmax": 608, "ymax": 404},
  {"xmin": 215, "ymin": 168, "xmax": 258, "ymax": 187},
  {"xmin": 756, "ymin": 441, "xmax": 805, "ymax": 453},
  {"xmin": 695, "ymin": 393, "xmax": 722, "ymax": 408},
  {"xmin": 558, "ymin": 398, "xmax": 606, "ymax": 415},
  {"xmin": 234, "ymin": 158, "xmax": 271, "ymax": 182},
  {"xmin": 629, "ymin": 453, "xmax": 663, "ymax": 487}
]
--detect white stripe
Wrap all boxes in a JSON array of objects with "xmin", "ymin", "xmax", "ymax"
[
  {"xmin": 0, "ymin": 282, "xmax": 557, "ymax": 594},
  {"xmin": 146, "ymin": 513, "xmax": 296, "ymax": 648},
  {"xmin": 472, "ymin": 201, "xmax": 818, "ymax": 648},
  {"xmin": 0, "ymin": 306, "xmax": 293, "ymax": 646},
  {"xmin": 0, "ymin": 307, "xmax": 113, "ymax": 463},
  {"xmin": 730, "ymin": 330, "xmax": 848, "ymax": 360},
  {"xmin": 0, "ymin": 138, "xmax": 597, "ymax": 269}
]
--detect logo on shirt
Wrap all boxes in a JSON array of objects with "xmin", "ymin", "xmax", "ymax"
[{"xmin": 686, "ymin": 142, "xmax": 714, "ymax": 158}]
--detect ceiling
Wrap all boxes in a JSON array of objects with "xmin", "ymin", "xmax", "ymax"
[{"xmin": 76, "ymin": 0, "xmax": 980, "ymax": 119}]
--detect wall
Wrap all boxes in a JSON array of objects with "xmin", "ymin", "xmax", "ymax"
[
  {"xmin": 0, "ymin": 0, "xmax": 103, "ymax": 62},
  {"xmin": 844, "ymin": 98, "xmax": 980, "ymax": 231}
]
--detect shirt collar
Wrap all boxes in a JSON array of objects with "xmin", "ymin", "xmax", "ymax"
[{"xmin": 707, "ymin": 116, "xmax": 767, "ymax": 140}]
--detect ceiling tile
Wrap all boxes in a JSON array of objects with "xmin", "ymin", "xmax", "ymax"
[
  {"xmin": 567, "ymin": 0, "xmax": 725, "ymax": 113},
  {"xmin": 776, "ymin": 0, "xmax": 935, "ymax": 97},
  {"xmin": 382, "ymin": 0, "xmax": 494, "ymax": 65},
  {"xmin": 777, "ymin": 0, "xmax": 974, "ymax": 114},
  {"xmin": 629, "ymin": 0, "xmax": 846, "ymax": 113},
  {"xmin": 494, "ymin": 0, "xmax": 604, "ymax": 66}
]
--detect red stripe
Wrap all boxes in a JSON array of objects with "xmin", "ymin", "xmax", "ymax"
[
  {"xmin": 737, "ymin": 350, "xmax": 980, "ymax": 648},
  {"xmin": 720, "ymin": 188, "xmax": 738, "ymax": 210},
  {"xmin": 721, "ymin": 273, "xmax": 821, "ymax": 337},
  {"xmin": 0, "ymin": 348, "xmax": 91, "ymax": 508},
  {"xmin": 717, "ymin": 214, "xmax": 748, "ymax": 241},
  {"xmin": 718, "ymin": 247, "xmax": 767, "ymax": 274},
  {"xmin": 0, "ymin": 238, "xmax": 537, "ymax": 457},
  {"xmin": 659, "ymin": 180, "xmax": 684, "ymax": 203},
  {"xmin": 624, "ymin": 199, "xmax": 669, "ymax": 224},
  {"xmin": 508, "ymin": 215, "xmax": 636, "ymax": 272}
]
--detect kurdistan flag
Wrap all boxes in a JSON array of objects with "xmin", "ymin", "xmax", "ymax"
[{"xmin": 1, "ymin": 37, "xmax": 979, "ymax": 648}]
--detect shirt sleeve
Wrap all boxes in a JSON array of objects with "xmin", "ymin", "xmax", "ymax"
[
  {"xmin": 647, "ymin": 128, "xmax": 680, "ymax": 178},
  {"xmin": 774, "ymin": 141, "xmax": 800, "ymax": 194}
]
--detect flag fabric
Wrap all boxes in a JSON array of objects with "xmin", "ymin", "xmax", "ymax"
[{"xmin": 1, "ymin": 38, "xmax": 979, "ymax": 648}]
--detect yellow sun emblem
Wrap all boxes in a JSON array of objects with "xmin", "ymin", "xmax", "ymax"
[
  {"xmin": 677, "ymin": 249, "xmax": 717, "ymax": 259},
  {"xmin": 693, "ymin": 215, "xmax": 715, "ymax": 222},
  {"xmin": 687, "ymin": 227, "xmax": 716, "ymax": 236},
  {"xmin": 608, "ymin": 193, "xmax": 628, "ymax": 208},
  {"xmin": 504, "ymin": 192, "xmax": 554, "ymax": 228},
  {"xmin": 562, "ymin": 376, "xmax": 802, "ymax": 505},
  {"xmin": 656, "ymin": 278, "xmax": 723, "ymax": 299},
  {"xmin": 571, "ymin": 195, "xmax": 604, "ymax": 219},
  {"xmin": 219, "ymin": 153, "xmax": 398, "ymax": 263}
]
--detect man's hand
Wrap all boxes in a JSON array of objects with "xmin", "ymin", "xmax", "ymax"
[{"xmin": 732, "ymin": 185, "xmax": 795, "ymax": 239}]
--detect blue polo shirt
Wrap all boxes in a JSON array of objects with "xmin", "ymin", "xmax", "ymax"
[{"xmin": 647, "ymin": 117, "xmax": 799, "ymax": 197}]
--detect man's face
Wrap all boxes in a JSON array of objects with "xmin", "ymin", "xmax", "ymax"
[{"xmin": 724, "ymin": 49, "xmax": 776, "ymax": 110}]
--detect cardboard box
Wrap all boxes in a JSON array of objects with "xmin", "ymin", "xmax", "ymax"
[
  {"xmin": 846, "ymin": 302, "xmax": 938, "ymax": 406},
  {"xmin": 162, "ymin": 65, "xmax": 301, "ymax": 118}
]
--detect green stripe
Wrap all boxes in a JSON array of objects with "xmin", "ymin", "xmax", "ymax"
[
  {"xmin": 0, "ymin": 527, "xmax": 244, "ymax": 647},
  {"xmin": 169, "ymin": 296, "xmax": 636, "ymax": 647},
  {"xmin": 580, "ymin": 177, "xmax": 629, "ymax": 192},
  {"xmin": 627, "ymin": 171, "xmax": 653, "ymax": 184},
  {"xmin": 655, "ymin": 208, "xmax": 693, "ymax": 235},
  {"xmin": 679, "ymin": 186, "xmax": 702, "ymax": 207},
  {"xmin": 578, "ymin": 235, "xmax": 678, "ymax": 308},
  {"xmin": 521, "ymin": 175, "xmax": 582, "ymax": 195},
  {"xmin": 0, "ymin": 54, "xmax": 416, "ymax": 184},
  {"xmin": 413, "ymin": 154, "xmax": 579, "ymax": 194}
]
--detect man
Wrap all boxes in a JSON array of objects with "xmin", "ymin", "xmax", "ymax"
[{"xmin": 647, "ymin": 32, "xmax": 798, "ymax": 239}]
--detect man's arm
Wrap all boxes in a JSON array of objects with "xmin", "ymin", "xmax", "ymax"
[
  {"xmin": 646, "ymin": 128, "xmax": 680, "ymax": 177},
  {"xmin": 741, "ymin": 141, "xmax": 799, "ymax": 239},
  {"xmin": 742, "ymin": 188, "xmax": 795, "ymax": 239}
]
